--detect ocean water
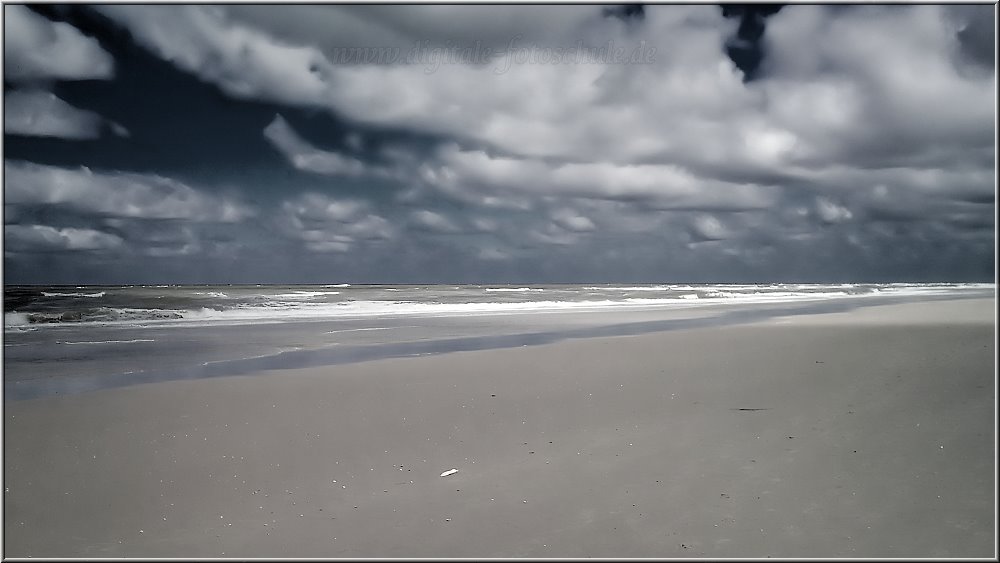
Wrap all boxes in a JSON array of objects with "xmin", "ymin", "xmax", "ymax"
[
  {"xmin": 2, "ymin": 283, "xmax": 994, "ymax": 400},
  {"xmin": 4, "ymin": 282, "xmax": 992, "ymax": 328}
]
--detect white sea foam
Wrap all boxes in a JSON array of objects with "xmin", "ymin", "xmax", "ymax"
[
  {"xmin": 4, "ymin": 312, "xmax": 31, "ymax": 326},
  {"xmin": 702, "ymin": 290, "xmax": 850, "ymax": 301},
  {"xmin": 77, "ymin": 298, "xmax": 698, "ymax": 327},
  {"xmin": 41, "ymin": 291, "xmax": 106, "ymax": 298},
  {"xmin": 146, "ymin": 293, "xmax": 829, "ymax": 325},
  {"xmin": 484, "ymin": 287, "xmax": 545, "ymax": 292}
]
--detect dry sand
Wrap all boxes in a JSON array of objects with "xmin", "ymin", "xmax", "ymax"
[{"xmin": 3, "ymin": 298, "xmax": 995, "ymax": 557}]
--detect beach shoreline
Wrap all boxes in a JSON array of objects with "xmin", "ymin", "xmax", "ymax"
[
  {"xmin": 3, "ymin": 297, "xmax": 996, "ymax": 557},
  {"xmin": 4, "ymin": 290, "xmax": 992, "ymax": 401}
]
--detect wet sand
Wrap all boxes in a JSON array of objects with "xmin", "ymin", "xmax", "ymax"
[{"xmin": 3, "ymin": 298, "xmax": 995, "ymax": 557}]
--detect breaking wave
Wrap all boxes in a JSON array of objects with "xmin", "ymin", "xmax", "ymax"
[{"xmin": 4, "ymin": 283, "xmax": 993, "ymax": 329}]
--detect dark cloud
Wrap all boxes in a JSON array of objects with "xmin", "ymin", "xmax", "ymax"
[
  {"xmin": 952, "ymin": 4, "xmax": 996, "ymax": 69},
  {"xmin": 720, "ymin": 4, "xmax": 783, "ymax": 81},
  {"xmin": 2, "ymin": 5, "xmax": 995, "ymax": 284},
  {"xmin": 603, "ymin": 5, "xmax": 645, "ymax": 23}
]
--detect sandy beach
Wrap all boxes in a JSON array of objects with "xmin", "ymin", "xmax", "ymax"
[{"xmin": 3, "ymin": 297, "xmax": 995, "ymax": 557}]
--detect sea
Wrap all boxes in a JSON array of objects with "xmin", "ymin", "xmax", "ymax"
[{"xmin": 3, "ymin": 282, "xmax": 994, "ymax": 400}]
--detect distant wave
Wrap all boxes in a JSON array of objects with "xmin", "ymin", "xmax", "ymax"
[
  {"xmin": 41, "ymin": 291, "xmax": 105, "ymax": 298},
  {"xmin": 484, "ymin": 287, "xmax": 545, "ymax": 292},
  {"xmin": 5, "ymin": 308, "xmax": 183, "ymax": 326},
  {"xmin": 583, "ymin": 285, "xmax": 674, "ymax": 291},
  {"xmin": 58, "ymin": 339, "xmax": 156, "ymax": 345},
  {"xmin": 272, "ymin": 291, "xmax": 341, "ymax": 299}
]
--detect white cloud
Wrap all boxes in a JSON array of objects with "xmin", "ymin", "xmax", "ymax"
[
  {"xmin": 760, "ymin": 5, "xmax": 995, "ymax": 168},
  {"xmin": 263, "ymin": 115, "xmax": 410, "ymax": 182},
  {"xmin": 421, "ymin": 145, "xmax": 777, "ymax": 211},
  {"xmin": 3, "ymin": 160, "xmax": 254, "ymax": 222},
  {"xmin": 261, "ymin": 115, "xmax": 777, "ymax": 215},
  {"xmin": 690, "ymin": 215, "xmax": 728, "ymax": 241},
  {"xmin": 4, "ymin": 89, "xmax": 127, "ymax": 140},
  {"xmin": 5, "ymin": 224, "xmax": 123, "ymax": 253},
  {"xmin": 550, "ymin": 208, "xmax": 596, "ymax": 232},
  {"xmin": 97, "ymin": 6, "xmax": 333, "ymax": 107},
  {"xmin": 110, "ymin": 222, "xmax": 215, "ymax": 258},
  {"xmin": 98, "ymin": 5, "xmax": 993, "ymax": 180},
  {"xmin": 263, "ymin": 114, "xmax": 367, "ymax": 176},
  {"xmin": 109, "ymin": 122, "xmax": 131, "ymax": 138},
  {"xmin": 226, "ymin": 5, "xmax": 602, "ymax": 54},
  {"xmin": 143, "ymin": 242, "xmax": 201, "ymax": 258},
  {"xmin": 410, "ymin": 209, "xmax": 461, "ymax": 233},
  {"xmin": 97, "ymin": 5, "xmax": 746, "ymax": 163},
  {"xmin": 281, "ymin": 192, "xmax": 367, "ymax": 224},
  {"xmin": 3, "ymin": 5, "xmax": 114, "ymax": 82},
  {"xmin": 471, "ymin": 217, "xmax": 499, "ymax": 233},
  {"xmin": 303, "ymin": 11, "xmax": 754, "ymax": 168},
  {"xmin": 477, "ymin": 246, "xmax": 512, "ymax": 261},
  {"xmin": 278, "ymin": 192, "xmax": 393, "ymax": 252},
  {"xmin": 527, "ymin": 225, "xmax": 583, "ymax": 246},
  {"xmin": 815, "ymin": 197, "xmax": 853, "ymax": 224}
]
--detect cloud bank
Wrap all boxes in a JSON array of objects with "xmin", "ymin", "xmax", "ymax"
[{"xmin": 3, "ymin": 5, "xmax": 994, "ymax": 283}]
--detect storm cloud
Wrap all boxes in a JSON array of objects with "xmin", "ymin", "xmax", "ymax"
[{"xmin": 2, "ymin": 4, "xmax": 995, "ymax": 284}]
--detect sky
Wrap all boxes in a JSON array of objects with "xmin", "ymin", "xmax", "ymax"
[{"xmin": 2, "ymin": 3, "xmax": 996, "ymax": 284}]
